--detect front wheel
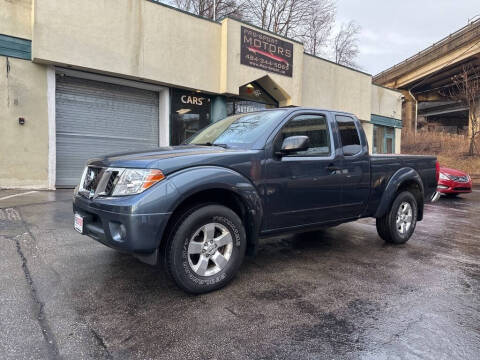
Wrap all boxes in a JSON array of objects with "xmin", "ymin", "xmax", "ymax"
[
  {"xmin": 376, "ymin": 191, "xmax": 418, "ymax": 244},
  {"xmin": 166, "ymin": 204, "xmax": 246, "ymax": 294}
]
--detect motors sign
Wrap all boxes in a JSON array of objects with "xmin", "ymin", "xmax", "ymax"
[{"xmin": 240, "ymin": 26, "xmax": 293, "ymax": 77}]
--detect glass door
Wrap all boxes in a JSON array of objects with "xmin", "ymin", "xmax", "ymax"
[{"xmin": 170, "ymin": 89, "xmax": 211, "ymax": 145}]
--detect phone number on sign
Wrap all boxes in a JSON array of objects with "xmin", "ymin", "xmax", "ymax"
[{"xmin": 245, "ymin": 55, "xmax": 290, "ymax": 71}]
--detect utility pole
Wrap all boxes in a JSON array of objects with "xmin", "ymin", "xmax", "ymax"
[{"xmin": 213, "ymin": 0, "xmax": 216, "ymax": 21}]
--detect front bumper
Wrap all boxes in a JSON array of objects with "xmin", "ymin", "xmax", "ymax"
[
  {"xmin": 73, "ymin": 194, "xmax": 170, "ymax": 254},
  {"xmin": 437, "ymin": 179, "xmax": 472, "ymax": 194}
]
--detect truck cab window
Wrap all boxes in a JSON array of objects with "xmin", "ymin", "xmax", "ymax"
[
  {"xmin": 276, "ymin": 114, "xmax": 331, "ymax": 156},
  {"xmin": 336, "ymin": 115, "xmax": 361, "ymax": 156}
]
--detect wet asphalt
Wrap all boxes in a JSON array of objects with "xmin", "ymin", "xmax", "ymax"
[{"xmin": 0, "ymin": 189, "xmax": 479, "ymax": 359}]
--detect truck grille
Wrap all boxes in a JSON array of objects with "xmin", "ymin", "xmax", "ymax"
[
  {"xmin": 83, "ymin": 167, "xmax": 102, "ymax": 192},
  {"xmin": 104, "ymin": 171, "xmax": 119, "ymax": 195},
  {"xmin": 80, "ymin": 167, "xmax": 119, "ymax": 198}
]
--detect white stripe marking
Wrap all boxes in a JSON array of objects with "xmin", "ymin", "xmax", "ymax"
[{"xmin": 0, "ymin": 191, "xmax": 38, "ymax": 201}]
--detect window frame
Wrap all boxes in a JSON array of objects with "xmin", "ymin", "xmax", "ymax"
[
  {"xmin": 335, "ymin": 114, "xmax": 363, "ymax": 157},
  {"xmin": 273, "ymin": 112, "xmax": 335, "ymax": 160}
]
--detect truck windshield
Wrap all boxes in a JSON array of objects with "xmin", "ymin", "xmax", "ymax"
[{"xmin": 186, "ymin": 110, "xmax": 286, "ymax": 148}]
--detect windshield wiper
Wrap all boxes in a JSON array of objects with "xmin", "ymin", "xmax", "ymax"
[{"xmin": 197, "ymin": 142, "xmax": 229, "ymax": 149}]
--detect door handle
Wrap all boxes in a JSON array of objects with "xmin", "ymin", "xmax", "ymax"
[{"xmin": 327, "ymin": 164, "xmax": 341, "ymax": 173}]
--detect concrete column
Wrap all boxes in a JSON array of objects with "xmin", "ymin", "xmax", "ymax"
[
  {"xmin": 401, "ymin": 90, "xmax": 417, "ymax": 136},
  {"xmin": 468, "ymin": 101, "xmax": 480, "ymax": 137}
]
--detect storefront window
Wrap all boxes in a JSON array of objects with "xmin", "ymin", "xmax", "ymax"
[
  {"xmin": 171, "ymin": 89, "xmax": 211, "ymax": 145},
  {"xmin": 373, "ymin": 124, "xmax": 395, "ymax": 154}
]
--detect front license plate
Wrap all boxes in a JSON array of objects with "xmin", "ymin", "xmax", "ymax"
[{"xmin": 74, "ymin": 213, "xmax": 84, "ymax": 234}]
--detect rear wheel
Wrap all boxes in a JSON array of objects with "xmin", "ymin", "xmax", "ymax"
[
  {"xmin": 376, "ymin": 191, "xmax": 418, "ymax": 244},
  {"xmin": 166, "ymin": 204, "xmax": 246, "ymax": 294}
]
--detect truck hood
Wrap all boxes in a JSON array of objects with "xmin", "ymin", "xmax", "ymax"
[{"xmin": 87, "ymin": 145, "xmax": 257, "ymax": 175}]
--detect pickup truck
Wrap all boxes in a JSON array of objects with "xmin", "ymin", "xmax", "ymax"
[{"xmin": 73, "ymin": 108, "xmax": 439, "ymax": 293}]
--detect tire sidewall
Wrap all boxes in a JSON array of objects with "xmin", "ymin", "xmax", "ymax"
[
  {"xmin": 389, "ymin": 191, "xmax": 417, "ymax": 244},
  {"xmin": 169, "ymin": 205, "xmax": 246, "ymax": 293}
]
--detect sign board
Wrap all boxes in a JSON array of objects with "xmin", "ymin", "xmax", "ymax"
[{"xmin": 240, "ymin": 26, "xmax": 293, "ymax": 77}]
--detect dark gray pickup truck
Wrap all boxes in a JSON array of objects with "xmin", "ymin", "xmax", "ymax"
[{"xmin": 73, "ymin": 108, "xmax": 438, "ymax": 293}]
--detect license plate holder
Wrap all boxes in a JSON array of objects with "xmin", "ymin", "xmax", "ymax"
[{"xmin": 74, "ymin": 213, "xmax": 84, "ymax": 234}]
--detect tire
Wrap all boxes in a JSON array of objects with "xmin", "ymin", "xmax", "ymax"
[
  {"xmin": 376, "ymin": 191, "xmax": 418, "ymax": 244},
  {"xmin": 166, "ymin": 204, "xmax": 246, "ymax": 294}
]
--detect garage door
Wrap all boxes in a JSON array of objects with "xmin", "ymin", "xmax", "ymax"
[{"xmin": 56, "ymin": 75, "xmax": 159, "ymax": 187}]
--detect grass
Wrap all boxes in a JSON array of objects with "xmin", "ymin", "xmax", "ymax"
[{"xmin": 401, "ymin": 131, "xmax": 480, "ymax": 183}]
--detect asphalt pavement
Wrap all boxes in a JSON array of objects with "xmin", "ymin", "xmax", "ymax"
[{"xmin": 0, "ymin": 189, "xmax": 479, "ymax": 359}]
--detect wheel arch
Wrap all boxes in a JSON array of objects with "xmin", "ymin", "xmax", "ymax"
[
  {"xmin": 160, "ymin": 167, "xmax": 263, "ymax": 259},
  {"xmin": 374, "ymin": 167, "xmax": 425, "ymax": 221}
]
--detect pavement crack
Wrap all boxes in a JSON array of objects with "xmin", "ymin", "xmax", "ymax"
[
  {"xmin": 91, "ymin": 329, "xmax": 113, "ymax": 359},
  {"xmin": 13, "ymin": 208, "xmax": 62, "ymax": 360},
  {"xmin": 225, "ymin": 307, "xmax": 239, "ymax": 316}
]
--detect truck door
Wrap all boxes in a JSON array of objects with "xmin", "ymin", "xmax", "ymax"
[
  {"xmin": 334, "ymin": 115, "xmax": 370, "ymax": 218},
  {"xmin": 262, "ymin": 112, "xmax": 343, "ymax": 230}
]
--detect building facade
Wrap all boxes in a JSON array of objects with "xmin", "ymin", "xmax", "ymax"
[{"xmin": 0, "ymin": 0, "xmax": 402, "ymax": 189}]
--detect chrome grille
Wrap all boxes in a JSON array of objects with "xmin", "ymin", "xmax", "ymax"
[
  {"xmin": 449, "ymin": 175, "xmax": 469, "ymax": 183},
  {"xmin": 80, "ymin": 167, "xmax": 119, "ymax": 198},
  {"xmin": 83, "ymin": 167, "xmax": 102, "ymax": 192},
  {"xmin": 104, "ymin": 171, "xmax": 119, "ymax": 195}
]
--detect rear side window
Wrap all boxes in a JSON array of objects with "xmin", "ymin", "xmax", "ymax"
[
  {"xmin": 276, "ymin": 114, "xmax": 331, "ymax": 157},
  {"xmin": 336, "ymin": 115, "xmax": 362, "ymax": 156}
]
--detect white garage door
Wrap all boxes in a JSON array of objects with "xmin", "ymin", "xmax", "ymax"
[{"xmin": 56, "ymin": 75, "xmax": 159, "ymax": 187}]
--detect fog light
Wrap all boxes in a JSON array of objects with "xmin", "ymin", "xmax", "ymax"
[
  {"xmin": 109, "ymin": 222, "xmax": 127, "ymax": 242},
  {"xmin": 437, "ymin": 185, "xmax": 448, "ymax": 189}
]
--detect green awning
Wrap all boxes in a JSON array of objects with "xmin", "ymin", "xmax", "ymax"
[{"xmin": 371, "ymin": 114, "xmax": 402, "ymax": 128}]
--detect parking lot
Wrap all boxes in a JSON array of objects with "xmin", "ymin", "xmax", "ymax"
[{"xmin": 1, "ymin": 189, "xmax": 479, "ymax": 359}]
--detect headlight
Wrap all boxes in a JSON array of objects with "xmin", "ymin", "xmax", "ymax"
[
  {"xmin": 439, "ymin": 173, "xmax": 449, "ymax": 180},
  {"xmin": 112, "ymin": 169, "xmax": 165, "ymax": 196}
]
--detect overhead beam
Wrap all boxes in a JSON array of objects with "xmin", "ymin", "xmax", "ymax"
[
  {"xmin": 381, "ymin": 42, "xmax": 480, "ymax": 89},
  {"xmin": 415, "ymin": 92, "xmax": 448, "ymax": 102},
  {"xmin": 374, "ymin": 19, "xmax": 480, "ymax": 87}
]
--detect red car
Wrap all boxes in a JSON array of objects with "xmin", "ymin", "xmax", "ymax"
[{"xmin": 437, "ymin": 166, "xmax": 472, "ymax": 196}]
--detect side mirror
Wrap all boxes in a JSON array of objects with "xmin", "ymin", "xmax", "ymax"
[{"xmin": 279, "ymin": 136, "xmax": 310, "ymax": 155}]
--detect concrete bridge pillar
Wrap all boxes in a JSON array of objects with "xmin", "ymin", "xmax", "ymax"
[
  {"xmin": 401, "ymin": 90, "xmax": 417, "ymax": 136},
  {"xmin": 468, "ymin": 101, "xmax": 480, "ymax": 137}
]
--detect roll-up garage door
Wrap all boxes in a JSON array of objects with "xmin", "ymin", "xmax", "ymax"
[{"xmin": 55, "ymin": 75, "xmax": 159, "ymax": 187}]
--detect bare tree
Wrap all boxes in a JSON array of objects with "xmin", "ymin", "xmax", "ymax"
[
  {"xmin": 244, "ymin": 0, "xmax": 334, "ymax": 45},
  {"xmin": 164, "ymin": 0, "xmax": 358, "ymax": 64},
  {"xmin": 302, "ymin": 1, "xmax": 335, "ymax": 56},
  {"xmin": 448, "ymin": 64, "xmax": 480, "ymax": 156},
  {"xmin": 333, "ymin": 20, "xmax": 360, "ymax": 68},
  {"xmin": 165, "ymin": 0, "xmax": 244, "ymax": 20}
]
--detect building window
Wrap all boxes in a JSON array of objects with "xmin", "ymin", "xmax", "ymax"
[
  {"xmin": 170, "ymin": 89, "xmax": 211, "ymax": 145},
  {"xmin": 373, "ymin": 125, "xmax": 395, "ymax": 154}
]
